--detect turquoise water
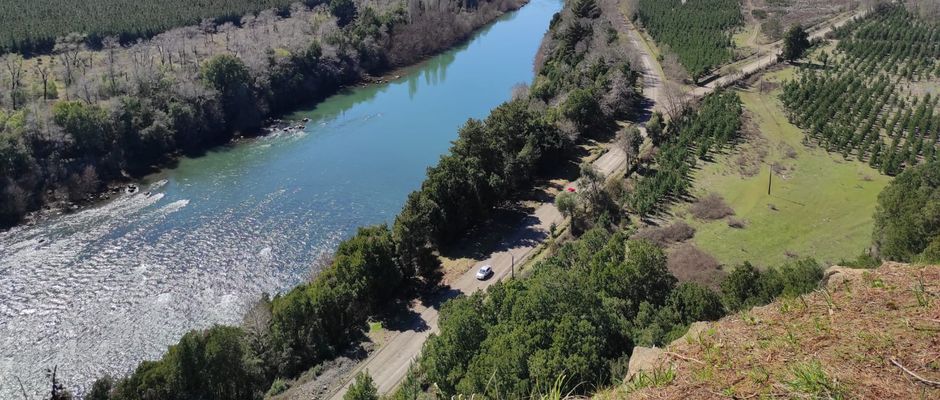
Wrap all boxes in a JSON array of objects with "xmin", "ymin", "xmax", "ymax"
[{"xmin": 0, "ymin": 0, "xmax": 562, "ymax": 396}]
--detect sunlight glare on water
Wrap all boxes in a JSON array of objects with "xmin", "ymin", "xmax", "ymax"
[{"xmin": 0, "ymin": 0, "xmax": 561, "ymax": 396}]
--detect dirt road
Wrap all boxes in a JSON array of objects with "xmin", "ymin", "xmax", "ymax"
[{"xmin": 693, "ymin": 6, "xmax": 870, "ymax": 97}]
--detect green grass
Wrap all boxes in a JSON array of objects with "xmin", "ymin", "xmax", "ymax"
[{"xmin": 676, "ymin": 68, "xmax": 891, "ymax": 268}]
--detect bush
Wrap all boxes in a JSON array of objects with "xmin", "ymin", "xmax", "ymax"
[
  {"xmin": 345, "ymin": 372, "xmax": 379, "ymax": 400},
  {"xmin": 632, "ymin": 222, "xmax": 695, "ymax": 247},
  {"xmin": 690, "ymin": 193, "xmax": 735, "ymax": 220},
  {"xmin": 872, "ymin": 161, "xmax": 940, "ymax": 262},
  {"xmin": 666, "ymin": 243, "xmax": 725, "ymax": 289},
  {"xmin": 265, "ymin": 378, "xmax": 289, "ymax": 397},
  {"xmin": 721, "ymin": 259, "xmax": 823, "ymax": 311}
]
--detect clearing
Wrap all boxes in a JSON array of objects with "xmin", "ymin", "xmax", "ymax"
[{"xmin": 673, "ymin": 67, "xmax": 890, "ymax": 268}]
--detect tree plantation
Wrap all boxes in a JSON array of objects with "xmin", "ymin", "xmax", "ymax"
[
  {"xmin": 635, "ymin": 0, "xmax": 742, "ymax": 81},
  {"xmin": 780, "ymin": 4, "xmax": 940, "ymax": 175},
  {"xmin": 629, "ymin": 91, "xmax": 743, "ymax": 215},
  {"xmin": 1, "ymin": 0, "xmax": 327, "ymax": 55}
]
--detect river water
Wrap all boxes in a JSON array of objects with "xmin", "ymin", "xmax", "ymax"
[{"xmin": 0, "ymin": 0, "xmax": 561, "ymax": 396}]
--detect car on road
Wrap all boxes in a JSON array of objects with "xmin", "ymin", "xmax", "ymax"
[{"xmin": 475, "ymin": 265, "xmax": 493, "ymax": 280}]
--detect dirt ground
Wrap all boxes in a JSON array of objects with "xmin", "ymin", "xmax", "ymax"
[{"xmin": 622, "ymin": 262, "xmax": 940, "ymax": 399}]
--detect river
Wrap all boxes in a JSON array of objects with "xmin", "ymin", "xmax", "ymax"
[{"xmin": 0, "ymin": 0, "xmax": 562, "ymax": 396}]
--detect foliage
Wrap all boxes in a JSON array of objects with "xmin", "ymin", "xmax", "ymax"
[
  {"xmin": 781, "ymin": 24, "xmax": 810, "ymax": 62},
  {"xmin": 345, "ymin": 372, "xmax": 379, "ymax": 400},
  {"xmin": 331, "ymin": 0, "xmax": 359, "ymax": 27},
  {"xmin": 421, "ymin": 230, "xmax": 709, "ymax": 397},
  {"xmin": 872, "ymin": 161, "xmax": 940, "ymax": 262},
  {"xmin": 780, "ymin": 5, "xmax": 940, "ymax": 175},
  {"xmin": 390, "ymin": 1, "xmax": 643, "ymax": 260},
  {"xmin": 86, "ymin": 376, "xmax": 115, "ymax": 400},
  {"xmin": 720, "ymin": 258, "xmax": 822, "ymax": 312},
  {"xmin": 0, "ymin": 0, "xmax": 520, "ymax": 227},
  {"xmin": 636, "ymin": 0, "xmax": 742, "ymax": 80},
  {"xmin": 97, "ymin": 225, "xmax": 414, "ymax": 399},
  {"xmin": 629, "ymin": 91, "xmax": 742, "ymax": 215},
  {"xmin": 419, "ymin": 231, "xmax": 826, "ymax": 398},
  {"xmin": 112, "ymin": 325, "xmax": 263, "ymax": 400}
]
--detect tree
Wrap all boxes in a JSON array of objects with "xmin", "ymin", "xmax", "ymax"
[
  {"xmin": 562, "ymin": 88, "xmax": 601, "ymax": 132},
  {"xmin": 33, "ymin": 58, "xmax": 55, "ymax": 101},
  {"xmin": 52, "ymin": 101, "xmax": 114, "ymax": 156},
  {"xmin": 344, "ymin": 372, "xmax": 379, "ymax": 400},
  {"xmin": 646, "ymin": 111, "xmax": 664, "ymax": 143},
  {"xmin": 86, "ymin": 376, "xmax": 114, "ymax": 400},
  {"xmin": 2, "ymin": 54, "xmax": 25, "ymax": 109},
  {"xmin": 872, "ymin": 160, "xmax": 940, "ymax": 262},
  {"xmin": 781, "ymin": 24, "xmax": 810, "ymax": 62},
  {"xmin": 666, "ymin": 282, "xmax": 724, "ymax": 324},
  {"xmin": 719, "ymin": 262, "xmax": 766, "ymax": 312},
  {"xmin": 53, "ymin": 33, "xmax": 86, "ymax": 100},
  {"xmin": 201, "ymin": 54, "xmax": 251, "ymax": 96},
  {"xmin": 330, "ymin": 0, "xmax": 358, "ymax": 27},
  {"xmin": 201, "ymin": 54, "xmax": 261, "ymax": 132},
  {"xmin": 616, "ymin": 126, "xmax": 642, "ymax": 170}
]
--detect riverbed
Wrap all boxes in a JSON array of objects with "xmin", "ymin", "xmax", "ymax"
[{"xmin": 0, "ymin": 0, "xmax": 562, "ymax": 396}]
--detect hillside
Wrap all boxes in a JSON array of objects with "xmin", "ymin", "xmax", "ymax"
[{"xmin": 613, "ymin": 262, "xmax": 940, "ymax": 399}]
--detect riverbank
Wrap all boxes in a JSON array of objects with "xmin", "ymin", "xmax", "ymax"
[
  {"xmin": 0, "ymin": 0, "xmax": 527, "ymax": 230},
  {"xmin": 0, "ymin": 0, "xmax": 561, "ymax": 396}
]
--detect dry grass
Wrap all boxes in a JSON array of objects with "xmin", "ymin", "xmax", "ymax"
[
  {"xmin": 666, "ymin": 243, "xmax": 726, "ymax": 289},
  {"xmin": 689, "ymin": 193, "xmax": 735, "ymax": 221},
  {"xmin": 633, "ymin": 222, "xmax": 696, "ymax": 247},
  {"xmin": 625, "ymin": 262, "xmax": 940, "ymax": 399}
]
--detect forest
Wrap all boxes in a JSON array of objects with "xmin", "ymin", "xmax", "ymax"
[
  {"xmin": 0, "ymin": 0, "xmax": 524, "ymax": 228},
  {"xmin": 635, "ymin": 0, "xmax": 742, "ymax": 81},
  {"xmin": 0, "ymin": 0, "xmax": 326, "ymax": 55},
  {"xmin": 780, "ymin": 4, "xmax": 940, "ymax": 175}
]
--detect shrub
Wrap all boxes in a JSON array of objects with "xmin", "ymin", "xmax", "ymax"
[
  {"xmin": 690, "ymin": 193, "xmax": 735, "ymax": 220},
  {"xmin": 727, "ymin": 217, "xmax": 746, "ymax": 229},
  {"xmin": 632, "ymin": 222, "xmax": 696, "ymax": 246},
  {"xmin": 345, "ymin": 372, "xmax": 379, "ymax": 400},
  {"xmin": 265, "ymin": 378, "xmax": 289, "ymax": 397},
  {"xmin": 721, "ymin": 259, "xmax": 823, "ymax": 311},
  {"xmin": 667, "ymin": 243, "xmax": 724, "ymax": 289}
]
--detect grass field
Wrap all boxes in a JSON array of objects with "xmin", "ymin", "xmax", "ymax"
[{"xmin": 674, "ymin": 68, "xmax": 891, "ymax": 268}]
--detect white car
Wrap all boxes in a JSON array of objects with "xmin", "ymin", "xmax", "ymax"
[{"xmin": 475, "ymin": 265, "xmax": 493, "ymax": 280}]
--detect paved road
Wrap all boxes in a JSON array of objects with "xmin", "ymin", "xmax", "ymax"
[
  {"xmin": 324, "ymin": 6, "xmax": 871, "ymax": 397},
  {"xmin": 325, "ymin": 12, "xmax": 666, "ymax": 399}
]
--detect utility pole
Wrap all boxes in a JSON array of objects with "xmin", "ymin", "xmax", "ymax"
[
  {"xmin": 768, "ymin": 164, "xmax": 773, "ymax": 195},
  {"xmin": 511, "ymin": 254, "xmax": 515, "ymax": 278}
]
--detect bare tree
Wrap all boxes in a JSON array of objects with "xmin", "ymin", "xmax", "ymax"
[
  {"xmin": 662, "ymin": 81, "xmax": 689, "ymax": 121},
  {"xmin": 33, "ymin": 58, "xmax": 55, "ymax": 101},
  {"xmin": 102, "ymin": 36, "xmax": 121, "ymax": 93},
  {"xmin": 53, "ymin": 33, "xmax": 86, "ymax": 101},
  {"xmin": 661, "ymin": 51, "xmax": 690, "ymax": 83},
  {"xmin": 2, "ymin": 54, "xmax": 25, "ymax": 109}
]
